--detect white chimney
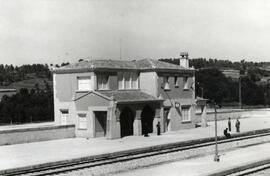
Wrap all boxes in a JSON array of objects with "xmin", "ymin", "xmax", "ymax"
[{"xmin": 180, "ymin": 52, "xmax": 189, "ymax": 68}]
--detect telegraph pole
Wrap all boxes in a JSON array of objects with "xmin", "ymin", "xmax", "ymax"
[{"xmin": 213, "ymin": 102, "xmax": 220, "ymax": 162}]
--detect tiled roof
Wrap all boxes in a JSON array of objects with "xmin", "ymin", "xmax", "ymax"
[
  {"xmin": 60, "ymin": 60, "xmax": 138, "ymax": 70},
  {"xmin": 136, "ymin": 59, "xmax": 186, "ymax": 70},
  {"xmin": 53, "ymin": 59, "xmax": 194, "ymax": 73},
  {"xmin": 97, "ymin": 90, "xmax": 163, "ymax": 103}
]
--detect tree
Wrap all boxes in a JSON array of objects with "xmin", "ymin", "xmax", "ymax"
[{"xmin": 196, "ymin": 68, "xmax": 229, "ymax": 105}]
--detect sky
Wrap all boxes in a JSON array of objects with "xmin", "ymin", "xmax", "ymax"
[{"xmin": 0, "ymin": 0, "xmax": 270, "ymax": 65}]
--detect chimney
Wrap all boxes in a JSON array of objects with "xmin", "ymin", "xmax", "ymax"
[{"xmin": 180, "ymin": 52, "xmax": 189, "ymax": 68}]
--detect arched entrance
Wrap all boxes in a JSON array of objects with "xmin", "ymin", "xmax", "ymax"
[
  {"xmin": 120, "ymin": 107, "xmax": 135, "ymax": 137},
  {"xmin": 141, "ymin": 105, "xmax": 155, "ymax": 135}
]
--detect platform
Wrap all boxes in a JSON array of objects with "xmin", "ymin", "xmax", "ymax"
[
  {"xmin": 0, "ymin": 117, "xmax": 270, "ymax": 173},
  {"xmin": 115, "ymin": 142, "xmax": 270, "ymax": 176}
]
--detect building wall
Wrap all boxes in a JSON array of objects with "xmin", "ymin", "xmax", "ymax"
[
  {"xmin": 156, "ymin": 73, "xmax": 197, "ymax": 131},
  {"xmin": 0, "ymin": 124, "xmax": 75, "ymax": 146},
  {"xmin": 157, "ymin": 73, "xmax": 195, "ymax": 100},
  {"xmin": 165, "ymin": 105, "xmax": 196, "ymax": 131},
  {"xmin": 75, "ymin": 93, "xmax": 110, "ymax": 111},
  {"xmin": 54, "ymin": 72, "xmax": 95, "ymax": 102},
  {"xmin": 139, "ymin": 72, "xmax": 158, "ymax": 97},
  {"xmin": 53, "ymin": 72, "xmax": 96, "ymax": 136}
]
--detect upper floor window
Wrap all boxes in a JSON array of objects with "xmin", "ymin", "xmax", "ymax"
[
  {"xmin": 78, "ymin": 76, "xmax": 92, "ymax": 91},
  {"xmin": 163, "ymin": 76, "xmax": 170, "ymax": 90},
  {"xmin": 174, "ymin": 76, "xmax": 179, "ymax": 87},
  {"xmin": 183, "ymin": 77, "xmax": 189, "ymax": 90},
  {"xmin": 118, "ymin": 72, "xmax": 138, "ymax": 90},
  {"xmin": 98, "ymin": 74, "xmax": 109, "ymax": 90}
]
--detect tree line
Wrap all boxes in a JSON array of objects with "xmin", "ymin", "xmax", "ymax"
[
  {"xmin": 0, "ymin": 85, "xmax": 53, "ymax": 125},
  {"xmin": 0, "ymin": 64, "xmax": 51, "ymax": 86},
  {"xmin": 160, "ymin": 58, "xmax": 270, "ymax": 107}
]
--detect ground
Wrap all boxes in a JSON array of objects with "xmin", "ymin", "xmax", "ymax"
[{"xmin": 0, "ymin": 117, "xmax": 270, "ymax": 172}]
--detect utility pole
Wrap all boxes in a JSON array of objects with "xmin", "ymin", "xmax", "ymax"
[{"xmin": 213, "ymin": 102, "xmax": 220, "ymax": 162}]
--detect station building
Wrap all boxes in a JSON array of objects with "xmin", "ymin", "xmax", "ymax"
[{"xmin": 52, "ymin": 55, "xmax": 199, "ymax": 139}]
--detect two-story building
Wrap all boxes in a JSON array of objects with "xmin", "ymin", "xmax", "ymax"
[{"xmin": 52, "ymin": 55, "xmax": 197, "ymax": 139}]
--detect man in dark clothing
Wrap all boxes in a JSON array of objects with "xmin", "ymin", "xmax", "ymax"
[
  {"xmin": 228, "ymin": 117, "xmax": 231, "ymax": 132},
  {"xmin": 156, "ymin": 122, "xmax": 161, "ymax": 136},
  {"xmin": 224, "ymin": 128, "xmax": 231, "ymax": 138},
  {"xmin": 143, "ymin": 122, "xmax": 149, "ymax": 137},
  {"xmin": 236, "ymin": 118, "xmax": 240, "ymax": 132}
]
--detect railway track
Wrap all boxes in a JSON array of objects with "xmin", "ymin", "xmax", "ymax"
[
  {"xmin": 229, "ymin": 163, "xmax": 270, "ymax": 176},
  {"xmin": 3, "ymin": 129, "xmax": 270, "ymax": 176}
]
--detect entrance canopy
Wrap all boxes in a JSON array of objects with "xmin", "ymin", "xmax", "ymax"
[{"xmin": 97, "ymin": 90, "xmax": 163, "ymax": 104}]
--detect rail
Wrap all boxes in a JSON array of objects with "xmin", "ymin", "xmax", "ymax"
[{"xmin": 2, "ymin": 128, "xmax": 270, "ymax": 176}]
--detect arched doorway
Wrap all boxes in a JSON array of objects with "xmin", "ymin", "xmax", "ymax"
[
  {"xmin": 141, "ymin": 105, "xmax": 155, "ymax": 135},
  {"xmin": 120, "ymin": 107, "xmax": 135, "ymax": 137}
]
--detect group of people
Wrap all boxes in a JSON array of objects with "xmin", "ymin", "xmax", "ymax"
[
  {"xmin": 224, "ymin": 117, "xmax": 241, "ymax": 138},
  {"xmin": 154, "ymin": 117, "xmax": 241, "ymax": 138}
]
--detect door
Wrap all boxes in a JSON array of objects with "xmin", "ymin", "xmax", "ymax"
[
  {"xmin": 94, "ymin": 111, "xmax": 107, "ymax": 137},
  {"xmin": 120, "ymin": 107, "xmax": 134, "ymax": 137}
]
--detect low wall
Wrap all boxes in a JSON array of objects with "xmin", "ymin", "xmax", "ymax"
[
  {"xmin": 195, "ymin": 108, "xmax": 270, "ymax": 123},
  {"xmin": 0, "ymin": 124, "xmax": 75, "ymax": 145}
]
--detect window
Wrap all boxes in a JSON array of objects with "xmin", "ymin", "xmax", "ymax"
[
  {"xmin": 174, "ymin": 76, "xmax": 179, "ymax": 87},
  {"xmin": 183, "ymin": 77, "xmax": 189, "ymax": 90},
  {"xmin": 163, "ymin": 76, "xmax": 170, "ymax": 90},
  {"xmin": 124, "ymin": 73, "xmax": 131, "ymax": 89},
  {"xmin": 78, "ymin": 77, "xmax": 92, "ymax": 91},
  {"xmin": 182, "ymin": 106, "xmax": 191, "ymax": 122},
  {"xmin": 118, "ymin": 72, "xmax": 138, "ymax": 89},
  {"xmin": 78, "ymin": 113, "xmax": 87, "ymax": 129},
  {"xmin": 131, "ymin": 73, "xmax": 138, "ymax": 89},
  {"xmin": 118, "ymin": 72, "xmax": 124, "ymax": 89},
  {"xmin": 60, "ymin": 109, "xmax": 69, "ymax": 125},
  {"xmin": 98, "ymin": 75, "xmax": 109, "ymax": 90}
]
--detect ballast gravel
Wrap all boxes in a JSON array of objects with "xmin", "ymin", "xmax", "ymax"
[{"xmin": 55, "ymin": 135, "xmax": 270, "ymax": 176}]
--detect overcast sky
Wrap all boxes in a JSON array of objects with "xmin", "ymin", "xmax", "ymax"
[{"xmin": 0, "ymin": 0, "xmax": 270, "ymax": 65}]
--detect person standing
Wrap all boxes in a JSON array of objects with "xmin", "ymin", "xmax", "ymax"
[
  {"xmin": 144, "ymin": 121, "xmax": 149, "ymax": 137},
  {"xmin": 228, "ymin": 117, "xmax": 231, "ymax": 132},
  {"xmin": 156, "ymin": 122, "xmax": 161, "ymax": 136},
  {"xmin": 235, "ymin": 118, "xmax": 240, "ymax": 132}
]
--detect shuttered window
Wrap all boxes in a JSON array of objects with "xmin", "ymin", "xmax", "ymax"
[
  {"xmin": 78, "ymin": 77, "xmax": 92, "ymax": 91},
  {"xmin": 182, "ymin": 106, "xmax": 191, "ymax": 122},
  {"xmin": 98, "ymin": 75, "xmax": 109, "ymax": 90},
  {"xmin": 183, "ymin": 77, "xmax": 189, "ymax": 90},
  {"xmin": 118, "ymin": 72, "xmax": 138, "ymax": 89},
  {"xmin": 78, "ymin": 113, "xmax": 87, "ymax": 129}
]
